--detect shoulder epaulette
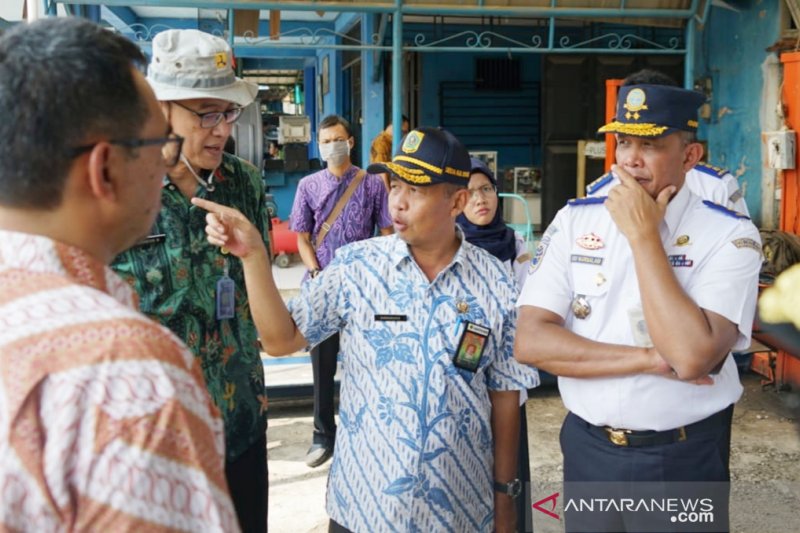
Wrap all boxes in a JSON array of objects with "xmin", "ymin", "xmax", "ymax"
[
  {"xmin": 694, "ymin": 162, "xmax": 728, "ymax": 179},
  {"xmin": 702, "ymin": 200, "xmax": 750, "ymax": 219},
  {"xmin": 585, "ymin": 172, "xmax": 613, "ymax": 195},
  {"xmin": 568, "ymin": 196, "xmax": 607, "ymax": 206}
]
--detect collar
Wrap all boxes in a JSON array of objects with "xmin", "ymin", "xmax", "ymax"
[
  {"xmin": 388, "ymin": 226, "xmax": 469, "ymax": 271},
  {"xmin": 0, "ymin": 230, "xmax": 135, "ymax": 307},
  {"xmin": 324, "ymin": 165, "xmax": 358, "ymax": 182},
  {"xmin": 662, "ymin": 181, "xmax": 692, "ymax": 234}
]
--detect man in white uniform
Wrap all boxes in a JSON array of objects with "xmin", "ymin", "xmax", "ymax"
[{"xmin": 516, "ymin": 71, "xmax": 762, "ymax": 532}]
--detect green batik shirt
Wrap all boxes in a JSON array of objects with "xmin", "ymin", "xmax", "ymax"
[{"xmin": 112, "ymin": 153, "xmax": 269, "ymax": 461}]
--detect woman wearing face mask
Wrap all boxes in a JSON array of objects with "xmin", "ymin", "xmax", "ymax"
[
  {"xmin": 457, "ymin": 157, "xmax": 536, "ymax": 533},
  {"xmin": 289, "ymin": 114, "xmax": 393, "ymax": 469}
]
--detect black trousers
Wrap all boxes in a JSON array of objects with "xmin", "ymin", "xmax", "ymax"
[
  {"xmin": 311, "ymin": 333, "xmax": 339, "ymax": 446},
  {"xmin": 226, "ymin": 433, "xmax": 268, "ymax": 533},
  {"xmin": 561, "ymin": 406, "xmax": 734, "ymax": 533}
]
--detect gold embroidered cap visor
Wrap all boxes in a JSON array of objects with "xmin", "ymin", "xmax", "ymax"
[
  {"xmin": 366, "ymin": 127, "xmax": 471, "ymax": 186},
  {"xmin": 597, "ymin": 84, "xmax": 705, "ymax": 138}
]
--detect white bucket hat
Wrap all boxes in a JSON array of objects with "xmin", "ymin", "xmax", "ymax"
[{"xmin": 147, "ymin": 29, "xmax": 257, "ymax": 108}]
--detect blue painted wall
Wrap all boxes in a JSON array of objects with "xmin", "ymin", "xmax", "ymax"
[{"xmin": 694, "ymin": 2, "xmax": 781, "ymax": 224}]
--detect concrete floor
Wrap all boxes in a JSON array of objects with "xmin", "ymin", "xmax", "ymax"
[{"xmin": 265, "ymin": 260, "xmax": 800, "ymax": 533}]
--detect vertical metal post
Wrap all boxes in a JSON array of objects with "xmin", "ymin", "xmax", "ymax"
[
  {"xmin": 684, "ymin": 15, "xmax": 695, "ymax": 89},
  {"xmin": 391, "ymin": 0, "xmax": 403, "ymax": 153},
  {"xmin": 228, "ymin": 9, "xmax": 235, "ymax": 48},
  {"xmin": 548, "ymin": 0, "xmax": 556, "ymax": 49}
]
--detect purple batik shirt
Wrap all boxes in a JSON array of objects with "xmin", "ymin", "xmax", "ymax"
[{"xmin": 289, "ymin": 165, "xmax": 392, "ymax": 271}]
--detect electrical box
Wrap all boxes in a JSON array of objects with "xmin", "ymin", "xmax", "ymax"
[
  {"xmin": 278, "ymin": 115, "xmax": 311, "ymax": 145},
  {"xmin": 762, "ymin": 130, "xmax": 796, "ymax": 169}
]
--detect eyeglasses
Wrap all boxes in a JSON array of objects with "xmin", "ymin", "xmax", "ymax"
[
  {"xmin": 468, "ymin": 184, "xmax": 496, "ymax": 200},
  {"xmin": 172, "ymin": 101, "xmax": 243, "ymax": 129},
  {"xmin": 70, "ymin": 134, "xmax": 184, "ymax": 167}
]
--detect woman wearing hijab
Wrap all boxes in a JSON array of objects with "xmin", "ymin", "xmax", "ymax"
[
  {"xmin": 458, "ymin": 158, "xmax": 530, "ymax": 289},
  {"xmin": 457, "ymin": 157, "xmax": 534, "ymax": 533}
]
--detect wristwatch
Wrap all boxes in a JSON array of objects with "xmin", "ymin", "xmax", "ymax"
[
  {"xmin": 309, "ymin": 268, "xmax": 321, "ymax": 278},
  {"xmin": 494, "ymin": 479, "xmax": 522, "ymax": 498}
]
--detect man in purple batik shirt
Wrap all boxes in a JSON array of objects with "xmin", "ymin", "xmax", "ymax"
[{"xmin": 289, "ymin": 114, "xmax": 393, "ymax": 468}]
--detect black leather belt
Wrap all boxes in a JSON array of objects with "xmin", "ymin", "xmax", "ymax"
[{"xmin": 576, "ymin": 405, "xmax": 733, "ymax": 447}]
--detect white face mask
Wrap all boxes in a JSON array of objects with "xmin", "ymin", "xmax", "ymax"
[{"xmin": 319, "ymin": 140, "xmax": 350, "ymax": 166}]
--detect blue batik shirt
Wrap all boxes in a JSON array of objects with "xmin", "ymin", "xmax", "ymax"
[{"xmin": 287, "ymin": 232, "xmax": 540, "ymax": 532}]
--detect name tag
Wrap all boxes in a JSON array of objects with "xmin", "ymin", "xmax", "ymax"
[
  {"xmin": 570, "ymin": 254, "xmax": 603, "ymax": 266},
  {"xmin": 374, "ymin": 314, "xmax": 407, "ymax": 322}
]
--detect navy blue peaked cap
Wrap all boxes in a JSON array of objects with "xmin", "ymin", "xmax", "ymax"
[
  {"xmin": 367, "ymin": 127, "xmax": 470, "ymax": 186},
  {"xmin": 598, "ymin": 84, "xmax": 705, "ymax": 138}
]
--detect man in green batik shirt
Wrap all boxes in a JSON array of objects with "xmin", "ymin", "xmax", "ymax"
[{"xmin": 112, "ymin": 30, "xmax": 270, "ymax": 533}]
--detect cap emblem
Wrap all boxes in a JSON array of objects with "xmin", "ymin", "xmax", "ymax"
[
  {"xmin": 402, "ymin": 131, "xmax": 424, "ymax": 154},
  {"xmin": 624, "ymin": 88, "xmax": 648, "ymax": 120}
]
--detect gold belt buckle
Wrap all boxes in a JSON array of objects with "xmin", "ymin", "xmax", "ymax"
[{"xmin": 604, "ymin": 427, "xmax": 631, "ymax": 446}]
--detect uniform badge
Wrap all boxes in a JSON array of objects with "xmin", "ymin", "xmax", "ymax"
[
  {"xmin": 732, "ymin": 238, "xmax": 761, "ymax": 253},
  {"xmin": 594, "ymin": 272, "xmax": 607, "ymax": 286},
  {"xmin": 668, "ymin": 254, "xmax": 694, "ymax": 267},
  {"xmin": 675, "ymin": 235, "xmax": 691, "ymax": 246},
  {"xmin": 401, "ymin": 131, "xmax": 424, "ymax": 154},
  {"xmin": 623, "ymin": 88, "xmax": 648, "ymax": 121},
  {"xmin": 572, "ymin": 295, "xmax": 591, "ymax": 319},
  {"xmin": 576, "ymin": 232, "xmax": 604, "ymax": 250},
  {"xmin": 456, "ymin": 300, "xmax": 469, "ymax": 314},
  {"xmin": 529, "ymin": 235, "xmax": 551, "ymax": 275}
]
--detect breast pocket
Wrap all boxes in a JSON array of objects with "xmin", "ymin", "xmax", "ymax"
[{"xmin": 569, "ymin": 257, "xmax": 609, "ymax": 322}]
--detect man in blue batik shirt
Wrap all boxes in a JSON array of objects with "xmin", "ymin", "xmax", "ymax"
[{"xmin": 192, "ymin": 127, "xmax": 539, "ymax": 533}]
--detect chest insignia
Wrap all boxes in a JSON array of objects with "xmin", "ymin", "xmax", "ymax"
[
  {"xmin": 576, "ymin": 232, "xmax": 604, "ymax": 250},
  {"xmin": 667, "ymin": 254, "xmax": 694, "ymax": 267},
  {"xmin": 572, "ymin": 295, "xmax": 592, "ymax": 319}
]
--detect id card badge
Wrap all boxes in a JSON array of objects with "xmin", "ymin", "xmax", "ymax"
[
  {"xmin": 216, "ymin": 260, "xmax": 236, "ymax": 320},
  {"xmin": 453, "ymin": 321, "xmax": 490, "ymax": 372},
  {"xmin": 627, "ymin": 307, "xmax": 654, "ymax": 348}
]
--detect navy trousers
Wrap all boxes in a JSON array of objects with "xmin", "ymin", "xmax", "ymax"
[{"xmin": 561, "ymin": 406, "xmax": 733, "ymax": 533}]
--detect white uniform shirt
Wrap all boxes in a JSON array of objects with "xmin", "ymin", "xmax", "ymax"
[
  {"xmin": 585, "ymin": 162, "xmax": 749, "ymax": 216},
  {"xmin": 518, "ymin": 184, "xmax": 762, "ymax": 430},
  {"xmin": 505, "ymin": 232, "xmax": 530, "ymax": 291},
  {"xmin": 686, "ymin": 163, "xmax": 749, "ymax": 216}
]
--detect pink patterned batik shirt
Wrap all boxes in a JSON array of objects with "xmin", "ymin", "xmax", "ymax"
[{"xmin": 0, "ymin": 231, "xmax": 238, "ymax": 532}]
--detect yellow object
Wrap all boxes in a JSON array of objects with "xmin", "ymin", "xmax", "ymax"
[{"xmin": 759, "ymin": 263, "xmax": 800, "ymax": 328}]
